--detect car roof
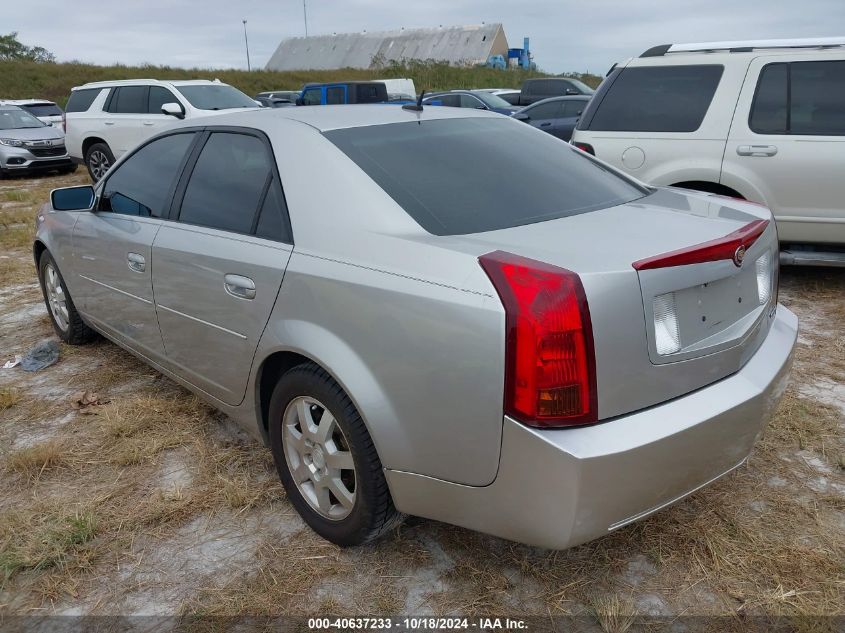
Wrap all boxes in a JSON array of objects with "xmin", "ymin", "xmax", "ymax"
[
  {"xmin": 73, "ymin": 79, "xmax": 227, "ymax": 90},
  {"xmin": 179, "ymin": 103, "xmax": 504, "ymax": 133}
]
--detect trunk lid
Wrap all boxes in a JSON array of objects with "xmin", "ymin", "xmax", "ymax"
[{"xmin": 447, "ymin": 187, "xmax": 780, "ymax": 419}]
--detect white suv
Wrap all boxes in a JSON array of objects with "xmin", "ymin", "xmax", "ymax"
[
  {"xmin": 571, "ymin": 37, "xmax": 845, "ymax": 266},
  {"xmin": 64, "ymin": 79, "xmax": 258, "ymax": 181},
  {"xmin": 0, "ymin": 99, "xmax": 64, "ymax": 128}
]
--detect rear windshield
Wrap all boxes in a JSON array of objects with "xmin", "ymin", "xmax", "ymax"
[
  {"xmin": 175, "ymin": 85, "xmax": 256, "ymax": 110},
  {"xmin": 21, "ymin": 103, "xmax": 63, "ymax": 117},
  {"xmin": 325, "ymin": 118, "xmax": 647, "ymax": 236},
  {"xmin": 583, "ymin": 65, "xmax": 724, "ymax": 132},
  {"xmin": 66, "ymin": 88, "xmax": 102, "ymax": 113}
]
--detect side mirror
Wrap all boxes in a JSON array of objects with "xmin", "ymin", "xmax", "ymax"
[
  {"xmin": 51, "ymin": 186, "xmax": 95, "ymax": 211},
  {"xmin": 161, "ymin": 102, "xmax": 185, "ymax": 119},
  {"xmin": 512, "ymin": 112, "xmax": 530, "ymax": 121}
]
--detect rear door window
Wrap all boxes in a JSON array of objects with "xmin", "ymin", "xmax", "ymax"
[
  {"xmin": 749, "ymin": 63, "xmax": 788, "ymax": 134},
  {"xmin": 178, "ymin": 132, "xmax": 273, "ymax": 234},
  {"xmin": 326, "ymin": 86, "xmax": 345, "ymax": 105},
  {"xmin": 585, "ymin": 65, "xmax": 724, "ymax": 132},
  {"xmin": 325, "ymin": 118, "xmax": 647, "ymax": 236},
  {"xmin": 66, "ymin": 88, "xmax": 103, "ymax": 113},
  {"xmin": 526, "ymin": 101, "xmax": 561, "ymax": 119},
  {"xmin": 108, "ymin": 86, "xmax": 149, "ymax": 114},
  {"xmin": 562, "ymin": 101, "xmax": 586, "ymax": 117},
  {"xmin": 102, "ymin": 133, "xmax": 196, "ymax": 217}
]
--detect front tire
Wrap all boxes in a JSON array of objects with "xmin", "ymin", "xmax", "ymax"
[
  {"xmin": 268, "ymin": 362, "xmax": 404, "ymax": 546},
  {"xmin": 84, "ymin": 142, "xmax": 114, "ymax": 182},
  {"xmin": 38, "ymin": 251, "xmax": 96, "ymax": 345}
]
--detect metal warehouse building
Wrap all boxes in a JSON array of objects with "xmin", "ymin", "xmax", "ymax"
[{"xmin": 266, "ymin": 23, "xmax": 509, "ymax": 71}]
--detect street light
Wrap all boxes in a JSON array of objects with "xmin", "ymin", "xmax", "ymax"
[
  {"xmin": 242, "ymin": 19, "xmax": 251, "ymax": 71},
  {"xmin": 303, "ymin": 1, "xmax": 309, "ymax": 37}
]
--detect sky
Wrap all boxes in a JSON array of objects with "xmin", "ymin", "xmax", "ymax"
[{"xmin": 7, "ymin": 0, "xmax": 845, "ymax": 74}]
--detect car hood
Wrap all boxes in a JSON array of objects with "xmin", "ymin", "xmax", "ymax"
[{"xmin": 0, "ymin": 127, "xmax": 64, "ymax": 142}]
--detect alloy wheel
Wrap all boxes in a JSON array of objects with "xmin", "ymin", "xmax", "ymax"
[
  {"xmin": 44, "ymin": 263, "xmax": 69, "ymax": 332},
  {"xmin": 89, "ymin": 150, "xmax": 110, "ymax": 180},
  {"xmin": 282, "ymin": 396, "xmax": 357, "ymax": 520}
]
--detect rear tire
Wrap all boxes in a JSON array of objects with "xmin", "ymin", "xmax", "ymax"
[
  {"xmin": 84, "ymin": 142, "xmax": 114, "ymax": 182},
  {"xmin": 38, "ymin": 251, "xmax": 96, "ymax": 345},
  {"xmin": 268, "ymin": 362, "xmax": 404, "ymax": 546}
]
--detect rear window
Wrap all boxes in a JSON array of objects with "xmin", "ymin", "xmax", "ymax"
[
  {"xmin": 325, "ymin": 118, "xmax": 647, "ymax": 236},
  {"xmin": 583, "ymin": 65, "xmax": 724, "ymax": 132},
  {"xmin": 65, "ymin": 88, "xmax": 102, "ymax": 113},
  {"xmin": 21, "ymin": 103, "xmax": 63, "ymax": 117},
  {"xmin": 354, "ymin": 84, "xmax": 387, "ymax": 104}
]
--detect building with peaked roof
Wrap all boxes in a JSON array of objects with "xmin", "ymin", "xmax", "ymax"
[{"xmin": 266, "ymin": 24, "xmax": 509, "ymax": 71}]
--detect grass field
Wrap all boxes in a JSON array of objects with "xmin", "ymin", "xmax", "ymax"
[{"xmin": 0, "ymin": 59, "xmax": 602, "ymax": 107}]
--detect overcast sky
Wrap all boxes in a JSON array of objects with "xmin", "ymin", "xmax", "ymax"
[{"xmin": 8, "ymin": 0, "xmax": 845, "ymax": 74}]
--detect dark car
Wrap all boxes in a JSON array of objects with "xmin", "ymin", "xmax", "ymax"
[
  {"xmin": 513, "ymin": 96, "xmax": 591, "ymax": 141},
  {"xmin": 422, "ymin": 90, "xmax": 517, "ymax": 115},
  {"xmin": 298, "ymin": 82, "xmax": 389, "ymax": 106},
  {"xmin": 516, "ymin": 78, "xmax": 595, "ymax": 106}
]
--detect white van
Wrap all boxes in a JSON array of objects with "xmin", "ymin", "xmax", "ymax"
[{"xmin": 571, "ymin": 38, "xmax": 845, "ymax": 266}]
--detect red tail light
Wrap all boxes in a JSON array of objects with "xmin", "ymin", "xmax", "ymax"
[
  {"xmin": 479, "ymin": 251, "xmax": 597, "ymax": 428},
  {"xmin": 571, "ymin": 141, "xmax": 595, "ymax": 155},
  {"xmin": 632, "ymin": 219, "xmax": 769, "ymax": 271}
]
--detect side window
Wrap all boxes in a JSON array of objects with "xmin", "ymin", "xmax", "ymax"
[
  {"xmin": 749, "ymin": 64, "xmax": 788, "ymax": 134},
  {"xmin": 107, "ymin": 86, "xmax": 148, "ymax": 114},
  {"xmin": 65, "ymin": 88, "xmax": 103, "ymax": 113},
  {"xmin": 439, "ymin": 95, "xmax": 460, "ymax": 107},
  {"xmin": 254, "ymin": 178, "xmax": 290, "ymax": 242},
  {"xmin": 301, "ymin": 88, "xmax": 322, "ymax": 105},
  {"xmin": 526, "ymin": 101, "xmax": 561, "ymax": 119},
  {"xmin": 326, "ymin": 86, "xmax": 345, "ymax": 105},
  {"xmin": 790, "ymin": 61, "xmax": 845, "ymax": 136},
  {"xmin": 179, "ymin": 133, "xmax": 272, "ymax": 234},
  {"xmin": 585, "ymin": 65, "xmax": 724, "ymax": 132},
  {"xmin": 102, "ymin": 133, "xmax": 196, "ymax": 217},
  {"xmin": 562, "ymin": 101, "xmax": 585, "ymax": 117},
  {"xmin": 148, "ymin": 87, "xmax": 178, "ymax": 114},
  {"xmin": 459, "ymin": 94, "xmax": 483, "ymax": 108}
]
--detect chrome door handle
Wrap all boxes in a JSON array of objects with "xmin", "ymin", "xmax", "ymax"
[
  {"xmin": 737, "ymin": 144, "xmax": 778, "ymax": 157},
  {"xmin": 224, "ymin": 274, "xmax": 256, "ymax": 300},
  {"xmin": 143, "ymin": 121, "xmax": 155, "ymax": 126},
  {"xmin": 127, "ymin": 252, "xmax": 146, "ymax": 273},
  {"xmin": 104, "ymin": 121, "xmax": 115, "ymax": 126}
]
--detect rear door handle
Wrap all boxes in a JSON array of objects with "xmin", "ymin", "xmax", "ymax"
[
  {"xmin": 540, "ymin": 122, "xmax": 552, "ymax": 127},
  {"xmin": 127, "ymin": 252, "xmax": 146, "ymax": 273},
  {"xmin": 143, "ymin": 121, "xmax": 155, "ymax": 126},
  {"xmin": 737, "ymin": 144, "xmax": 778, "ymax": 157},
  {"xmin": 104, "ymin": 121, "xmax": 115, "ymax": 126},
  {"xmin": 224, "ymin": 274, "xmax": 256, "ymax": 300}
]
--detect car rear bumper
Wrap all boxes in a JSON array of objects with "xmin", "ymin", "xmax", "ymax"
[{"xmin": 386, "ymin": 304, "xmax": 797, "ymax": 549}]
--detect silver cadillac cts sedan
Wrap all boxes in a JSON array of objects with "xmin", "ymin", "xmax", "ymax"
[{"xmin": 35, "ymin": 105, "xmax": 797, "ymax": 548}]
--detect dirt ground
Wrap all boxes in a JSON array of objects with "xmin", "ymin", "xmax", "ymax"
[{"xmin": 0, "ymin": 171, "xmax": 843, "ymax": 630}]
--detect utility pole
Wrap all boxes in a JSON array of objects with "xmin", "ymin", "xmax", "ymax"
[
  {"xmin": 242, "ymin": 19, "xmax": 251, "ymax": 71},
  {"xmin": 303, "ymin": 0, "xmax": 309, "ymax": 37}
]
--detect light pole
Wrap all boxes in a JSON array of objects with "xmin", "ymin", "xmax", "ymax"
[
  {"xmin": 242, "ymin": 19, "xmax": 251, "ymax": 71},
  {"xmin": 303, "ymin": 0, "xmax": 309, "ymax": 37}
]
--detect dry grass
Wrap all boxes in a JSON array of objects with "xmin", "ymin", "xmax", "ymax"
[
  {"xmin": 0, "ymin": 386, "xmax": 21, "ymax": 410},
  {"xmin": 589, "ymin": 594, "xmax": 638, "ymax": 633},
  {"xmin": 5, "ymin": 440, "xmax": 64, "ymax": 477}
]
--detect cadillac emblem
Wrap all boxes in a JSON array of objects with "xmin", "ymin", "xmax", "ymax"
[{"xmin": 733, "ymin": 245, "xmax": 746, "ymax": 267}]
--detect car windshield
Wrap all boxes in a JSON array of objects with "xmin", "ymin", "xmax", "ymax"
[
  {"xmin": 22, "ymin": 103, "xmax": 63, "ymax": 117},
  {"xmin": 567, "ymin": 78, "xmax": 595, "ymax": 95},
  {"xmin": 0, "ymin": 108, "xmax": 45, "ymax": 130},
  {"xmin": 175, "ymin": 84, "xmax": 256, "ymax": 110},
  {"xmin": 325, "ymin": 118, "xmax": 648, "ymax": 236},
  {"xmin": 473, "ymin": 92, "xmax": 512, "ymax": 108}
]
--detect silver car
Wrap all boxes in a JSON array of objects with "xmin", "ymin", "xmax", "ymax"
[
  {"xmin": 35, "ymin": 105, "xmax": 797, "ymax": 548},
  {"xmin": 0, "ymin": 105, "xmax": 75, "ymax": 177}
]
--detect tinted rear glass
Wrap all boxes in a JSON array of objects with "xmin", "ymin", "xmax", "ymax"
[
  {"xmin": 585, "ymin": 65, "xmax": 724, "ymax": 132},
  {"xmin": 749, "ymin": 63, "xmax": 788, "ymax": 134},
  {"xmin": 66, "ymin": 88, "xmax": 102, "ymax": 113},
  {"xmin": 325, "ymin": 118, "xmax": 647, "ymax": 236},
  {"xmin": 110, "ymin": 86, "xmax": 148, "ymax": 114},
  {"xmin": 21, "ymin": 104, "xmax": 63, "ymax": 117},
  {"xmin": 354, "ymin": 84, "xmax": 387, "ymax": 103},
  {"xmin": 175, "ymin": 84, "xmax": 256, "ymax": 110}
]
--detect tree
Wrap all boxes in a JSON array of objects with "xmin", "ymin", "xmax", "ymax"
[{"xmin": 0, "ymin": 32, "xmax": 55, "ymax": 63}]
